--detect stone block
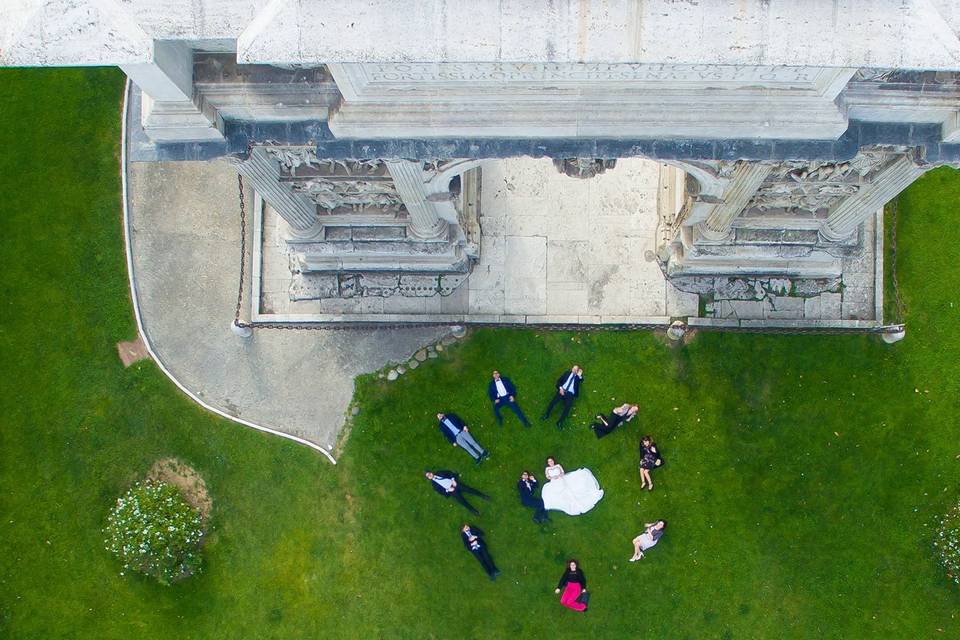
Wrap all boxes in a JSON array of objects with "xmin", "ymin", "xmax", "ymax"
[
  {"xmin": 546, "ymin": 240, "xmax": 590, "ymax": 282},
  {"xmin": 324, "ymin": 226, "xmax": 352, "ymax": 241},
  {"xmin": 382, "ymin": 296, "xmax": 427, "ymax": 313},
  {"xmin": 766, "ymin": 296, "xmax": 804, "ymax": 319},
  {"xmin": 478, "ymin": 234, "xmax": 506, "ymax": 265},
  {"xmin": 842, "ymin": 273, "xmax": 873, "ymax": 290},
  {"xmin": 505, "ymin": 235, "xmax": 547, "ymax": 276},
  {"xmin": 547, "ymin": 288, "xmax": 589, "ymax": 315},
  {"xmin": 820, "ymin": 292, "xmax": 842, "ymax": 319},
  {"xmin": 688, "ymin": 317, "xmax": 739, "ymax": 328},
  {"xmin": 319, "ymin": 298, "xmax": 363, "ymax": 313},
  {"xmin": 665, "ymin": 283, "xmax": 699, "ymax": 317},
  {"xmin": 467, "ymin": 265, "xmax": 505, "ymax": 292},
  {"xmin": 803, "ymin": 296, "xmax": 821, "ymax": 319},
  {"xmin": 468, "ymin": 288, "xmax": 505, "ymax": 314},
  {"xmin": 352, "ymin": 226, "xmax": 406, "ymax": 241},
  {"xmin": 504, "ymin": 277, "xmax": 547, "ymax": 315},
  {"xmin": 729, "ymin": 300, "xmax": 768, "ymax": 319},
  {"xmin": 534, "ymin": 315, "xmax": 581, "ymax": 324},
  {"xmin": 439, "ymin": 285, "xmax": 469, "ymax": 313},
  {"xmin": 359, "ymin": 297, "xmax": 385, "ymax": 314},
  {"xmin": 841, "ymin": 287, "xmax": 873, "ymax": 320}
]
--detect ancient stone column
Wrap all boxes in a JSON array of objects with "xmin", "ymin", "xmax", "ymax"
[
  {"xmin": 120, "ymin": 41, "xmax": 222, "ymax": 143},
  {"xmin": 385, "ymin": 160, "xmax": 448, "ymax": 241},
  {"xmin": 236, "ymin": 148, "xmax": 321, "ymax": 238},
  {"xmin": 697, "ymin": 162, "xmax": 772, "ymax": 241},
  {"xmin": 820, "ymin": 155, "xmax": 927, "ymax": 241}
]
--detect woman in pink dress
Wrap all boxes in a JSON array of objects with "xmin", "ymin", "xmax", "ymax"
[{"xmin": 554, "ymin": 559, "xmax": 588, "ymax": 612}]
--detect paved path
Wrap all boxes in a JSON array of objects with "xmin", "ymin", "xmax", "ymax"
[
  {"xmin": 127, "ymin": 158, "xmax": 446, "ymax": 452},
  {"xmin": 467, "ymin": 158, "xmax": 697, "ymax": 321}
]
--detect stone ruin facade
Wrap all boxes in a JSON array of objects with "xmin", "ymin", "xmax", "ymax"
[{"xmin": 5, "ymin": 1, "xmax": 960, "ymax": 326}]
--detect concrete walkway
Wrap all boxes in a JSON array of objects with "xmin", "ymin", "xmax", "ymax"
[{"xmin": 127, "ymin": 158, "xmax": 446, "ymax": 452}]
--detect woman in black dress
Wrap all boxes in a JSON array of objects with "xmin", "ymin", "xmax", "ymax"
[
  {"xmin": 639, "ymin": 435, "xmax": 663, "ymax": 491},
  {"xmin": 589, "ymin": 403, "xmax": 638, "ymax": 438}
]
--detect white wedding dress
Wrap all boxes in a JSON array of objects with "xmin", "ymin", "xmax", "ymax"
[{"xmin": 541, "ymin": 465, "xmax": 604, "ymax": 515}]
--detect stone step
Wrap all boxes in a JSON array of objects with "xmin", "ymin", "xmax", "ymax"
[
  {"xmin": 668, "ymin": 250, "xmax": 841, "ymax": 278},
  {"xmin": 291, "ymin": 238, "xmax": 458, "ymax": 256},
  {"xmin": 733, "ymin": 228, "xmax": 822, "ymax": 245},
  {"xmin": 323, "ymin": 226, "xmax": 407, "ymax": 241},
  {"xmin": 299, "ymin": 252, "xmax": 470, "ymax": 273}
]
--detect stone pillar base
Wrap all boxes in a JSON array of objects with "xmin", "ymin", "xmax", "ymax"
[{"xmin": 140, "ymin": 94, "xmax": 224, "ymax": 143}]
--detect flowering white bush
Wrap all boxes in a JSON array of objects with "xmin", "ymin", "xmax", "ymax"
[
  {"xmin": 104, "ymin": 481, "xmax": 204, "ymax": 585},
  {"xmin": 935, "ymin": 500, "xmax": 960, "ymax": 586}
]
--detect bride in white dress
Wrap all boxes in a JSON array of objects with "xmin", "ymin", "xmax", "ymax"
[{"xmin": 541, "ymin": 457, "xmax": 604, "ymax": 516}]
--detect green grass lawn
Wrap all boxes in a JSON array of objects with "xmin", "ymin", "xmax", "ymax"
[{"xmin": 1, "ymin": 68, "xmax": 959, "ymax": 639}]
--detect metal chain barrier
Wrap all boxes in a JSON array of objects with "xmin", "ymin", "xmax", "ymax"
[
  {"xmin": 233, "ymin": 174, "xmax": 248, "ymax": 328},
  {"xmin": 233, "ymin": 175, "xmax": 904, "ymax": 335}
]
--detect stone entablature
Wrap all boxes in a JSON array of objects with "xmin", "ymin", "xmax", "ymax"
[
  {"xmin": 326, "ymin": 61, "xmax": 853, "ymax": 139},
  {"xmin": 12, "ymin": 0, "xmax": 960, "ymax": 303}
]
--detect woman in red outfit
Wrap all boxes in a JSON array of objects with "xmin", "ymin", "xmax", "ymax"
[{"xmin": 554, "ymin": 559, "xmax": 588, "ymax": 612}]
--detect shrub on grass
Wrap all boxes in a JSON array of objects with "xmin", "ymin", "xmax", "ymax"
[
  {"xmin": 104, "ymin": 481, "xmax": 204, "ymax": 585},
  {"xmin": 935, "ymin": 500, "xmax": 960, "ymax": 586}
]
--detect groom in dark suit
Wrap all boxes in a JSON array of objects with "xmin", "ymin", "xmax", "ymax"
[
  {"xmin": 541, "ymin": 364, "xmax": 584, "ymax": 430},
  {"xmin": 487, "ymin": 370, "xmax": 531, "ymax": 427},
  {"xmin": 517, "ymin": 470, "xmax": 549, "ymax": 523}
]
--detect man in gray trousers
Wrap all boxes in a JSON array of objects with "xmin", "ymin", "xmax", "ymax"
[{"xmin": 437, "ymin": 413, "xmax": 490, "ymax": 464}]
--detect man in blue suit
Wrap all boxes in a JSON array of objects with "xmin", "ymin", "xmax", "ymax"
[
  {"xmin": 487, "ymin": 370, "xmax": 531, "ymax": 428},
  {"xmin": 437, "ymin": 412, "xmax": 490, "ymax": 464},
  {"xmin": 541, "ymin": 364, "xmax": 584, "ymax": 430}
]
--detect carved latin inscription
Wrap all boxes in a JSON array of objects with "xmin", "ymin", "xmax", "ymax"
[{"xmin": 359, "ymin": 63, "xmax": 822, "ymax": 85}]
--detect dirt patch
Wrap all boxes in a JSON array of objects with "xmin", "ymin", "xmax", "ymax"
[
  {"xmin": 117, "ymin": 335, "xmax": 149, "ymax": 368},
  {"xmin": 146, "ymin": 458, "xmax": 212, "ymax": 520}
]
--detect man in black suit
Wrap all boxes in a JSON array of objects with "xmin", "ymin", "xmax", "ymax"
[
  {"xmin": 461, "ymin": 524, "xmax": 500, "ymax": 580},
  {"xmin": 487, "ymin": 370, "xmax": 531, "ymax": 428},
  {"xmin": 517, "ymin": 470, "xmax": 549, "ymax": 523},
  {"xmin": 425, "ymin": 470, "xmax": 490, "ymax": 515},
  {"xmin": 541, "ymin": 364, "xmax": 584, "ymax": 430}
]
